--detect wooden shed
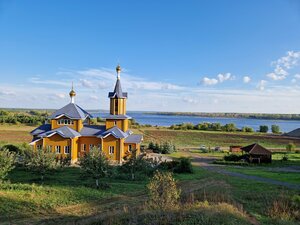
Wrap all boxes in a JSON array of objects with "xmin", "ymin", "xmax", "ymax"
[
  {"xmin": 241, "ymin": 143, "xmax": 272, "ymax": 163},
  {"xmin": 230, "ymin": 146, "xmax": 242, "ymax": 153}
]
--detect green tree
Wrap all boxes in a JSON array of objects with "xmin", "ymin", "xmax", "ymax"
[
  {"xmin": 242, "ymin": 126, "xmax": 254, "ymax": 132},
  {"xmin": 123, "ymin": 149, "xmax": 145, "ymax": 180},
  {"xmin": 147, "ymin": 171, "xmax": 181, "ymax": 211},
  {"xmin": 0, "ymin": 148, "xmax": 16, "ymax": 181},
  {"xmin": 79, "ymin": 147, "xmax": 109, "ymax": 188},
  {"xmin": 271, "ymin": 125, "xmax": 280, "ymax": 134},
  {"xmin": 26, "ymin": 148, "xmax": 57, "ymax": 181},
  {"xmin": 259, "ymin": 125, "xmax": 269, "ymax": 133},
  {"xmin": 286, "ymin": 143, "xmax": 296, "ymax": 152}
]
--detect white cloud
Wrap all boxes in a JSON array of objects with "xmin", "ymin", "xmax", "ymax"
[
  {"xmin": 202, "ymin": 77, "xmax": 219, "ymax": 85},
  {"xmin": 55, "ymin": 93, "xmax": 66, "ymax": 99},
  {"xmin": 0, "ymin": 89, "xmax": 16, "ymax": 96},
  {"xmin": 295, "ymin": 74, "xmax": 300, "ymax": 79},
  {"xmin": 89, "ymin": 95, "xmax": 99, "ymax": 101},
  {"xmin": 182, "ymin": 97, "xmax": 198, "ymax": 104},
  {"xmin": 80, "ymin": 79, "xmax": 93, "ymax": 88},
  {"xmin": 243, "ymin": 76, "xmax": 251, "ymax": 83},
  {"xmin": 267, "ymin": 51, "xmax": 300, "ymax": 81},
  {"xmin": 257, "ymin": 80, "xmax": 267, "ymax": 91},
  {"xmin": 217, "ymin": 73, "xmax": 233, "ymax": 82},
  {"xmin": 29, "ymin": 77, "xmax": 69, "ymax": 87}
]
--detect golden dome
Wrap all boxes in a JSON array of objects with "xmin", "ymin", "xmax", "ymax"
[
  {"xmin": 116, "ymin": 64, "xmax": 121, "ymax": 73},
  {"xmin": 69, "ymin": 89, "xmax": 76, "ymax": 97}
]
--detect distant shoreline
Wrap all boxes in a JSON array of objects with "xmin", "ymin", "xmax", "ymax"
[{"xmin": 145, "ymin": 112, "xmax": 300, "ymax": 121}]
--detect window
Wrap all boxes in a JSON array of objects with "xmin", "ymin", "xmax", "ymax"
[
  {"xmin": 114, "ymin": 121, "xmax": 117, "ymax": 126},
  {"xmin": 55, "ymin": 146, "xmax": 61, "ymax": 154},
  {"xmin": 109, "ymin": 146, "xmax": 114, "ymax": 155},
  {"xmin": 114, "ymin": 100, "xmax": 118, "ymax": 114},
  {"xmin": 89, "ymin": 144, "xmax": 94, "ymax": 150},
  {"xmin": 64, "ymin": 146, "xmax": 71, "ymax": 154},
  {"xmin": 81, "ymin": 144, "xmax": 86, "ymax": 152},
  {"xmin": 57, "ymin": 119, "xmax": 74, "ymax": 125},
  {"xmin": 46, "ymin": 145, "xmax": 52, "ymax": 151},
  {"xmin": 128, "ymin": 145, "xmax": 132, "ymax": 152},
  {"xmin": 37, "ymin": 145, "xmax": 42, "ymax": 150},
  {"xmin": 98, "ymin": 144, "xmax": 102, "ymax": 151}
]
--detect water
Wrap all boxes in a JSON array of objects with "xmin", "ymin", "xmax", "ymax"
[{"xmin": 92, "ymin": 112, "xmax": 300, "ymax": 133}]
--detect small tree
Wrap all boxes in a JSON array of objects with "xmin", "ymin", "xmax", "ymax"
[
  {"xmin": 0, "ymin": 148, "xmax": 16, "ymax": 181},
  {"xmin": 271, "ymin": 125, "xmax": 280, "ymax": 134},
  {"xmin": 123, "ymin": 149, "xmax": 146, "ymax": 180},
  {"xmin": 26, "ymin": 148, "xmax": 57, "ymax": 181},
  {"xmin": 259, "ymin": 125, "xmax": 269, "ymax": 133},
  {"xmin": 147, "ymin": 171, "xmax": 181, "ymax": 211},
  {"xmin": 79, "ymin": 147, "xmax": 109, "ymax": 188},
  {"xmin": 286, "ymin": 143, "xmax": 296, "ymax": 152}
]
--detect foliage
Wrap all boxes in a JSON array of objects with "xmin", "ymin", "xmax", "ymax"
[
  {"xmin": 174, "ymin": 157, "xmax": 193, "ymax": 173},
  {"xmin": 148, "ymin": 141, "xmax": 176, "ymax": 154},
  {"xmin": 282, "ymin": 154, "xmax": 289, "ymax": 161},
  {"xmin": 259, "ymin": 125, "xmax": 269, "ymax": 133},
  {"xmin": 271, "ymin": 125, "xmax": 281, "ymax": 134},
  {"xmin": 79, "ymin": 147, "xmax": 109, "ymax": 188},
  {"xmin": 0, "ymin": 148, "xmax": 16, "ymax": 180},
  {"xmin": 223, "ymin": 154, "xmax": 245, "ymax": 162},
  {"xmin": 122, "ymin": 150, "xmax": 147, "ymax": 180},
  {"xmin": 242, "ymin": 126, "xmax": 254, "ymax": 132},
  {"xmin": 147, "ymin": 171, "xmax": 181, "ymax": 210},
  {"xmin": 25, "ymin": 148, "xmax": 58, "ymax": 181},
  {"xmin": 286, "ymin": 143, "xmax": 296, "ymax": 152},
  {"xmin": 0, "ymin": 109, "xmax": 49, "ymax": 125}
]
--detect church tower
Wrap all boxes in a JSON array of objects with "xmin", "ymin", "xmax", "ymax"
[{"xmin": 106, "ymin": 64, "xmax": 131, "ymax": 131}]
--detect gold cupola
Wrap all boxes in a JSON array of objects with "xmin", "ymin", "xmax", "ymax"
[{"xmin": 69, "ymin": 83, "xmax": 76, "ymax": 103}]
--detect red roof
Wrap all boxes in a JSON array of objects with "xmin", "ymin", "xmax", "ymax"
[{"xmin": 241, "ymin": 143, "xmax": 271, "ymax": 155}]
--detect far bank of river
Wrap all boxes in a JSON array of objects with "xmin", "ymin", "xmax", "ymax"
[{"xmin": 92, "ymin": 112, "xmax": 300, "ymax": 133}]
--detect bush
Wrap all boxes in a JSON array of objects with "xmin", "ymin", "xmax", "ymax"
[
  {"xmin": 147, "ymin": 171, "xmax": 181, "ymax": 211},
  {"xmin": 286, "ymin": 143, "xmax": 296, "ymax": 152},
  {"xmin": 271, "ymin": 125, "xmax": 281, "ymax": 134},
  {"xmin": 223, "ymin": 154, "xmax": 243, "ymax": 162},
  {"xmin": 174, "ymin": 157, "xmax": 193, "ymax": 173},
  {"xmin": 259, "ymin": 125, "xmax": 269, "ymax": 133},
  {"xmin": 0, "ymin": 148, "xmax": 16, "ymax": 181},
  {"xmin": 148, "ymin": 141, "xmax": 176, "ymax": 154},
  {"xmin": 242, "ymin": 126, "xmax": 254, "ymax": 132},
  {"xmin": 282, "ymin": 154, "xmax": 288, "ymax": 161}
]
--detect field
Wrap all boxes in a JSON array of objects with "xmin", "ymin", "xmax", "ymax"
[{"xmin": 0, "ymin": 124, "xmax": 300, "ymax": 224}]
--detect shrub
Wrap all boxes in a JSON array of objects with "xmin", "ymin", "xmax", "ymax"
[
  {"xmin": 0, "ymin": 148, "xmax": 16, "ymax": 181},
  {"xmin": 259, "ymin": 125, "xmax": 269, "ymax": 133},
  {"xmin": 271, "ymin": 125, "xmax": 281, "ymax": 134},
  {"xmin": 79, "ymin": 147, "xmax": 109, "ymax": 188},
  {"xmin": 242, "ymin": 126, "xmax": 254, "ymax": 132},
  {"xmin": 25, "ymin": 148, "xmax": 58, "ymax": 181},
  {"xmin": 286, "ymin": 143, "xmax": 296, "ymax": 152},
  {"xmin": 173, "ymin": 157, "xmax": 193, "ymax": 173},
  {"xmin": 147, "ymin": 171, "xmax": 181, "ymax": 211},
  {"xmin": 282, "ymin": 154, "xmax": 288, "ymax": 161},
  {"xmin": 224, "ymin": 154, "xmax": 243, "ymax": 162},
  {"xmin": 148, "ymin": 141, "xmax": 176, "ymax": 154}
]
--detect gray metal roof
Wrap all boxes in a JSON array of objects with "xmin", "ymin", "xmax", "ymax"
[
  {"xmin": 124, "ymin": 134, "xmax": 143, "ymax": 143},
  {"xmin": 99, "ymin": 126, "xmax": 128, "ymax": 139},
  {"xmin": 108, "ymin": 79, "xmax": 128, "ymax": 99},
  {"xmin": 49, "ymin": 103, "xmax": 92, "ymax": 119},
  {"xmin": 30, "ymin": 124, "xmax": 51, "ymax": 135},
  {"xmin": 38, "ymin": 126, "xmax": 81, "ymax": 138},
  {"xmin": 284, "ymin": 128, "xmax": 300, "ymax": 138},
  {"xmin": 80, "ymin": 125, "xmax": 106, "ymax": 136},
  {"xmin": 105, "ymin": 114, "xmax": 132, "ymax": 120}
]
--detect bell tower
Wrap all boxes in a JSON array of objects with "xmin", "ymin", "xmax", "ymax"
[{"xmin": 106, "ymin": 64, "xmax": 131, "ymax": 131}]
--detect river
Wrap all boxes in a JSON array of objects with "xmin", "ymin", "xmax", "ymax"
[{"xmin": 92, "ymin": 112, "xmax": 300, "ymax": 133}]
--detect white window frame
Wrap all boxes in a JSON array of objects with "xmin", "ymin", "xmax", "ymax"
[
  {"xmin": 114, "ymin": 121, "xmax": 117, "ymax": 126},
  {"xmin": 128, "ymin": 144, "xmax": 132, "ymax": 152},
  {"xmin": 81, "ymin": 144, "xmax": 86, "ymax": 152},
  {"xmin": 64, "ymin": 146, "xmax": 71, "ymax": 154},
  {"xmin": 98, "ymin": 144, "xmax": 102, "ymax": 151},
  {"xmin": 89, "ymin": 144, "xmax": 94, "ymax": 151},
  {"xmin": 55, "ymin": 146, "xmax": 61, "ymax": 154},
  {"xmin": 109, "ymin": 146, "xmax": 114, "ymax": 155},
  {"xmin": 46, "ymin": 145, "xmax": 52, "ymax": 151},
  {"xmin": 57, "ymin": 119, "xmax": 74, "ymax": 125},
  {"xmin": 37, "ymin": 145, "xmax": 42, "ymax": 150}
]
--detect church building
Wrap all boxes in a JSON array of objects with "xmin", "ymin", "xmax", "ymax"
[{"xmin": 30, "ymin": 65, "xmax": 143, "ymax": 163}]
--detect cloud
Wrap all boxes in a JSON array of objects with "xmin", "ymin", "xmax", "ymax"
[
  {"xmin": 80, "ymin": 79, "xmax": 93, "ymax": 88},
  {"xmin": 267, "ymin": 51, "xmax": 300, "ymax": 81},
  {"xmin": 257, "ymin": 80, "xmax": 267, "ymax": 91},
  {"xmin": 182, "ymin": 97, "xmax": 198, "ymax": 104},
  {"xmin": 217, "ymin": 73, "xmax": 233, "ymax": 82},
  {"xmin": 243, "ymin": 76, "xmax": 251, "ymax": 83},
  {"xmin": 55, "ymin": 93, "xmax": 66, "ymax": 99},
  {"xmin": 29, "ymin": 77, "xmax": 69, "ymax": 87},
  {"xmin": 89, "ymin": 95, "xmax": 99, "ymax": 101},
  {"xmin": 295, "ymin": 74, "xmax": 300, "ymax": 79},
  {"xmin": 201, "ymin": 72, "xmax": 234, "ymax": 86},
  {"xmin": 0, "ymin": 89, "xmax": 16, "ymax": 96},
  {"xmin": 202, "ymin": 77, "xmax": 219, "ymax": 85}
]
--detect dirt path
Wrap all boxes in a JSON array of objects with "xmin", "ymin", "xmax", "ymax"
[{"xmin": 174, "ymin": 151, "xmax": 300, "ymax": 191}]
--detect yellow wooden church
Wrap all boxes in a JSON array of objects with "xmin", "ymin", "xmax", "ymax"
[{"xmin": 30, "ymin": 65, "xmax": 143, "ymax": 163}]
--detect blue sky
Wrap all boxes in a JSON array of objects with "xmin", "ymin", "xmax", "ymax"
[{"xmin": 0, "ymin": 0, "xmax": 300, "ymax": 113}]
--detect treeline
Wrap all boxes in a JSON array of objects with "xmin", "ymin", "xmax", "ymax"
[
  {"xmin": 148, "ymin": 112, "xmax": 300, "ymax": 121},
  {"xmin": 0, "ymin": 109, "xmax": 49, "ymax": 126},
  {"xmin": 169, "ymin": 122, "xmax": 281, "ymax": 134}
]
